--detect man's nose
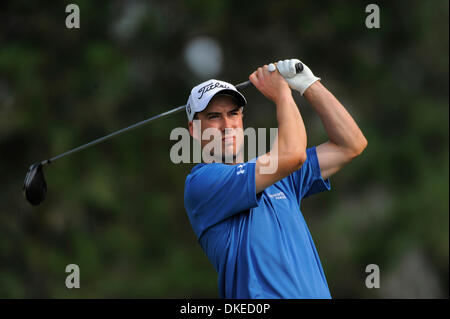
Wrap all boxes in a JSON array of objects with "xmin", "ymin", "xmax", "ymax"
[{"xmin": 221, "ymin": 116, "xmax": 235, "ymax": 131}]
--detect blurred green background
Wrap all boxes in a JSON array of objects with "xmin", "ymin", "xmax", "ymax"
[{"xmin": 0, "ymin": 0, "xmax": 448, "ymax": 298}]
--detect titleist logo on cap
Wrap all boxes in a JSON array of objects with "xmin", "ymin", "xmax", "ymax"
[{"xmin": 197, "ymin": 82, "xmax": 230, "ymax": 99}]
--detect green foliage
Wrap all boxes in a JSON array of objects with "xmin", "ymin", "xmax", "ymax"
[{"xmin": 0, "ymin": 0, "xmax": 448, "ymax": 298}]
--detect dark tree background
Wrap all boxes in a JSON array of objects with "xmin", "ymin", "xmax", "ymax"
[{"xmin": 0, "ymin": 0, "xmax": 448, "ymax": 298}]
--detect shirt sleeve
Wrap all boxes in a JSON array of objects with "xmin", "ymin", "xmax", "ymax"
[
  {"xmin": 184, "ymin": 161, "xmax": 260, "ymax": 239},
  {"xmin": 289, "ymin": 146, "xmax": 331, "ymax": 201}
]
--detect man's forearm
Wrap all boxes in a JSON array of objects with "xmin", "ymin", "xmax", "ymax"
[
  {"xmin": 303, "ymin": 81, "xmax": 367, "ymax": 155},
  {"xmin": 275, "ymin": 93, "xmax": 307, "ymax": 158}
]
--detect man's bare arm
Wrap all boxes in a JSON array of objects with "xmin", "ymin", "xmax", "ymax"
[{"xmin": 303, "ymin": 81, "xmax": 368, "ymax": 179}]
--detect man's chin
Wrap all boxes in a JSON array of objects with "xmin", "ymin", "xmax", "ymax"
[
  {"xmin": 222, "ymin": 145, "xmax": 245, "ymax": 164},
  {"xmin": 206, "ymin": 144, "xmax": 243, "ymax": 163},
  {"xmin": 221, "ymin": 144, "xmax": 235, "ymax": 158}
]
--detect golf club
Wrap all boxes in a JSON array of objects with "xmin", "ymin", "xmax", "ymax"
[{"xmin": 23, "ymin": 62, "xmax": 304, "ymax": 206}]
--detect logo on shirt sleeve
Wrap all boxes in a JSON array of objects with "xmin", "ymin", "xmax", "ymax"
[{"xmin": 236, "ymin": 164, "xmax": 246, "ymax": 175}]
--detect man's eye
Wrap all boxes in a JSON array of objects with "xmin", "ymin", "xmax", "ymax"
[{"xmin": 209, "ymin": 115, "xmax": 218, "ymax": 119}]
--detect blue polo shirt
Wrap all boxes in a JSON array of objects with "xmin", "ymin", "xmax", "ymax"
[{"xmin": 184, "ymin": 147, "xmax": 331, "ymax": 299}]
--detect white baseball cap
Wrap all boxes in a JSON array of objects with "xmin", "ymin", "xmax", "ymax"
[{"xmin": 186, "ymin": 79, "xmax": 247, "ymax": 121}]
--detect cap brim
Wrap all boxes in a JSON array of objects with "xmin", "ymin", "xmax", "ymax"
[{"xmin": 209, "ymin": 89, "xmax": 247, "ymax": 108}]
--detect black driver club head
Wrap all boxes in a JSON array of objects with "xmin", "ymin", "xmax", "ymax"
[{"xmin": 23, "ymin": 162, "xmax": 47, "ymax": 206}]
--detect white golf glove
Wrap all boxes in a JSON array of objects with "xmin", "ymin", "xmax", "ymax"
[{"xmin": 268, "ymin": 59, "xmax": 320, "ymax": 95}]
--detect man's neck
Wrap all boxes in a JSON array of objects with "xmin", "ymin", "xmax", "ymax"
[{"xmin": 202, "ymin": 153, "xmax": 244, "ymax": 165}]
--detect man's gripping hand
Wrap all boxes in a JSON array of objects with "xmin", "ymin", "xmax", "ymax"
[
  {"xmin": 249, "ymin": 64, "xmax": 292, "ymax": 104},
  {"xmin": 270, "ymin": 59, "xmax": 320, "ymax": 95}
]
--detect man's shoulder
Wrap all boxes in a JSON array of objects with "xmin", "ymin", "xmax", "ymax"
[
  {"xmin": 187, "ymin": 163, "xmax": 207, "ymax": 177},
  {"xmin": 186, "ymin": 161, "xmax": 249, "ymax": 179},
  {"xmin": 185, "ymin": 162, "xmax": 224, "ymax": 192},
  {"xmin": 186, "ymin": 162, "xmax": 221, "ymax": 181},
  {"xmin": 184, "ymin": 161, "xmax": 254, "ymax": 193}
]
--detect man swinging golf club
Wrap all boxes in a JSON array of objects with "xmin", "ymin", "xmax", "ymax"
[{"xmin": 183, "ymin": 59, "xmax": 368, "ymax": 298}]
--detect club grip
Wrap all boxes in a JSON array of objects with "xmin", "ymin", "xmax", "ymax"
[
  {"xmin": 235, "ymin": 62, "xmax": 304, "ymax": 91},
  {"xmin": 295, "ymin": 62, "xmax": 304, "ymax": 73}
]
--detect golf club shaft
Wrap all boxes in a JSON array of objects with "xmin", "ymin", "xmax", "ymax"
[
  {"xmin": 234, "ymin": 81, "xmax": 252, "ymax": 90},
  {"xmin": 42, "ymin": 82, "xmax": 253, "ymax": 166},
  {"xmin": 41, "ymin": 62, "xmax": 303, "ymax": 166},
  {"xmin": 41, "ymin": 104, "xmax": 186, "ymax": 166}
]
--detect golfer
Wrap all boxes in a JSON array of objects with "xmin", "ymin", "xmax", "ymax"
[{"xmin": 184, "ymin": 59, "xmax": 367, "ymax": 298}]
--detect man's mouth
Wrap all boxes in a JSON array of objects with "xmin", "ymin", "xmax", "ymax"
[{"xmin": 222, "ymin": 136, "xmax": 235, "ymax": 143}]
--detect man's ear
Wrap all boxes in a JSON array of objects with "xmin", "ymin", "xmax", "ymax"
[
  {"xmin": 189, "ymin": 120, "xmax": 201, "ymax": 140},
  {"xmin": 188, "ymin": 121, "xmax": 193, "ymax": 137}
]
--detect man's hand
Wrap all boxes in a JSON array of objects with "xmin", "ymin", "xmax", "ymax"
[
  {"xmin": 249, "ymin": 65, "xmax": 292, "ymax": 103},
  {"xmin": 274, "ymin": 59, "xmax": 320, "ymax": 95}
]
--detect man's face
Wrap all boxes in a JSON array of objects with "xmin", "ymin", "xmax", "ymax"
[{"xmin": 188, "ymin": 94, "xmax": 244, "ymax": 164}]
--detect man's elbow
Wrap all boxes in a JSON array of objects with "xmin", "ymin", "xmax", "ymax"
[
  {"xmin": 350, "ymin": 136, "xmax": 368, "ymax": 158},
  {"xmin": 299, "ymin": 150, "xmax": 308, "ymax": 165},
  {"xmin": 290, "ymin": 149, "xmax": 308, "ymax": 171},
  {"xmin": 278, "ymin": 148, "xmax": 307, "ymax": 173}
]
